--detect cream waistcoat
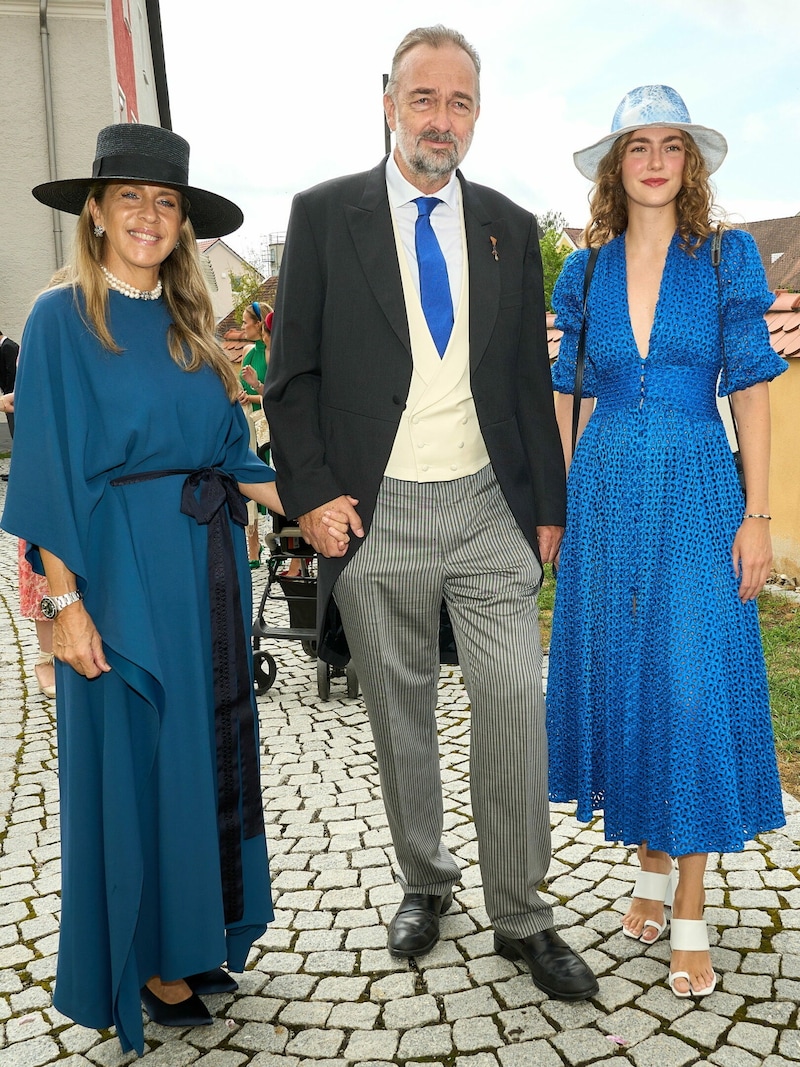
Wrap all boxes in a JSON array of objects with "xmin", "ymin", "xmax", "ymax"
[{"xmin": 385, "ymin": 191, "xmax": 490, "ymax": 482}]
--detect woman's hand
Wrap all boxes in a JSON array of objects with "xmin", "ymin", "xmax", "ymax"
[
  {"xmin": 732, "ymin": 517, "xmax": 772, "ymax": 602},
  {"xmin": 52, "ymin": 602, "xmax": 111, "ymax": 678},
  {"xmin": 241, "ymin": 365, "xmax": 261, "ymax": 391},
  {"xmin": 302, "ymin": 496, "xmax": 363, "ymax": 558},
  {"xmin": 0, "ymin": 392, "xmax": 13, "ymax": 414},
  {"xmin": 320, "ymin": 499, "xmax": 360, "ymax": 554}
]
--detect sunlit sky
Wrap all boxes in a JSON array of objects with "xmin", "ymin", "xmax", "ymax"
[{"xmin": 159, "ymin": 0, "xmax": 800, "ymax": 260}]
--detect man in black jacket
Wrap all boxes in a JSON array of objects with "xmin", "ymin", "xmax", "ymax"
[{"xmin": 264, "ymin": 24, "xmax": 597, "ymax": 1001}]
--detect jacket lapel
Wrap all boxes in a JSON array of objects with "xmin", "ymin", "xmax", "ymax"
[
  {"xmin": 345, "ymin": 159, "xmax": 411, "ymax": 354},
  {"xmin": 460, "ymin": 174, "xmax": 504, "ymax": 373}
]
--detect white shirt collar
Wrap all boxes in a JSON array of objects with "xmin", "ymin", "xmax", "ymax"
[{"xmin": 385, "ymin": 151, "xmax": 459, "ymax": 211}]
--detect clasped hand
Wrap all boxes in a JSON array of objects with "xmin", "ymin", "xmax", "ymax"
[{"xmin": 299, "ymin": 497, "xmax": 364, "ymax": 558}]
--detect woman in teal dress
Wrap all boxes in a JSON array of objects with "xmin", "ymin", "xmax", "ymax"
[
  {"xmin": 2, "ymin": 125, "xmax": 349, "ymax": 1055},
  {"xmin": 546, "ymin": 87, "xmax": 786, "ymax": 1001}
]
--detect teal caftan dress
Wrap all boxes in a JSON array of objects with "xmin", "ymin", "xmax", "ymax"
[{"xmin": 2, "ymin": 286, "xmax": 275, "ymax": 1054}]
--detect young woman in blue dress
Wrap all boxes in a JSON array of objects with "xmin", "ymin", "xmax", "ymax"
[
  {"xmin": 547, "ymin": 87, "xmax": 787, "ymax": 999},
  {"xmin": 2, "ymin": 125, "xmax": 349, "ymax": 1054}
]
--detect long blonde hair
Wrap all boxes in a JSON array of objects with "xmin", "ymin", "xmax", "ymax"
[
  {"xmin": 67, "ymin": 183, "xmax": 239, "ymax": 399},
  {"xmin": 582, "ymin": 130, "xmax": 719, "ymax": 254}
]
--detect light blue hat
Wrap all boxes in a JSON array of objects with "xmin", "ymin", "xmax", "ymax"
[{"xmin": 573, "ymin": 84, "xmax": 728, "ymax": 181}]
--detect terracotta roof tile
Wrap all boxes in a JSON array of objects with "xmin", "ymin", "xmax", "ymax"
[
  {"xmin": 781, "ymin": 328, "xmax": 800, "ymax": 357},
  {"xmin": 215, "ymin": 276, "xmax": 279, "ymax": 338},
  {"xmin": 769, "ymin": 290, "xmax": 800, "ymax": 312},
  {"xmin": 221, "ymin": 327, "xmax": 247, "ymax": 364}
]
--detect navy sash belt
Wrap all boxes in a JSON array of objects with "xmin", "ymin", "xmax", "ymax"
[{"xmin": 111, "ymin": 467, "xmax": 264, "ymax": 924}]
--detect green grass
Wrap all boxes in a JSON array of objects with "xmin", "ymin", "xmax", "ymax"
[
  {"xmin": 538, "ymin": 563, "xmax": 556, "ymax": 650},
  {"xmin": 759, "ymin": 592, "xmax": 800, "ymax": 754}
]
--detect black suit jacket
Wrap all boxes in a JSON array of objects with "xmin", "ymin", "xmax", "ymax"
[{"xmin": 264, "ymin": 159, "xmax": 565, "ymax": 660}]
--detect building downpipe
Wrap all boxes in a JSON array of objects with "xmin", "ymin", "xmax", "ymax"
[{"xmin": 39, "ymin": 0, "xmax": 64, "ymax": 267}]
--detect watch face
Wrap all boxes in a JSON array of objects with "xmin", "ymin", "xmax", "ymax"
[{"xmin": 41, "ymin": 597, "xmax": 57, "ymax": 620}]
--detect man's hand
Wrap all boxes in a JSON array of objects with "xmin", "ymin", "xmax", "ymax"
[
  {"xmin": 53, "ymin": 602, "xmax": 111, "ymax": 679},
  {"xmin": 299, "ymin": 496, "xmax": 364, "ymax": 557},
  {"xmin": 536, "ymin": 525, "xmax": 564, "ymax": 565}
]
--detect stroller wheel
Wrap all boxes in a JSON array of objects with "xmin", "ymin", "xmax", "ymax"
[
  {"xmin": 316, "ymin": 658, "xmax": 331, "ymax": 700},
  {"xmin": 301, "ymin": 640, "xmax": 317, "ymax": 659},
  {"xmin": 253, "ymin": 650, "xmax": 277, "ymax": 694},
  {"xmin": 345, "ymin": 662, "xmax": 359, "ymax": 699}
]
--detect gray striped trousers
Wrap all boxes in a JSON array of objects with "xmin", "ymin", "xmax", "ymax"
[{"xmin": 333, "ymin": 463, "xmax": 555, "ymax": 938}]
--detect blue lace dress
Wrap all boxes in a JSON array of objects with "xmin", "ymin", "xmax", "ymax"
[{"xmin": 546, "ymin": 229, "xmax": 787, "ymax": 856}]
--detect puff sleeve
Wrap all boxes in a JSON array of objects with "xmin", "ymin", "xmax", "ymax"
[
  {"xmin": 551, "ymin": 248, "xmax": 598, "ymax": 397},
  {"xmin": 716, "ymin": 229, "xmax": 787, "ymax": 396}
]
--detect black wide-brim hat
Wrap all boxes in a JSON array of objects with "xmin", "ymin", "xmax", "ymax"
[{"xmin": 32, "ymin": 123, "xmax": 243, "ymax": 239}]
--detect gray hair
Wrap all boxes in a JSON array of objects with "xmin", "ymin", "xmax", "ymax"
[{"xmin": 385, "ymin": 25, "xmax": 481, "ymax": 104}]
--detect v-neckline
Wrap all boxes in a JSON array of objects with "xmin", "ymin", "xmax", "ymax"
[{"xmin": 622, "ymin": 230, "xmax": 676, "ymax": 361}]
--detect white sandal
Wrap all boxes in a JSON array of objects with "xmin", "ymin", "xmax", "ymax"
[
  {"xmin": 668, "ymin": 918, "xmax": 717, "ymax": 997},
  {"xmin": 622, "ymin": 868, "xmax": 676, "ymax": 942},
  {"xmin": 35, "ymin": 652, "xmax": 56, "ymax": 699}
]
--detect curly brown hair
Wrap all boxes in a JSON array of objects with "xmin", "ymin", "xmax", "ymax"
[{"xmin": 581, "ymin": 130, "xmax": 720, "ymax": 254}]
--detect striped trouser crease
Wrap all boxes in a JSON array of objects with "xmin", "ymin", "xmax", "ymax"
[{"xmin": 334, "ymin": 464, "xmax": 555, "ymax": 938}]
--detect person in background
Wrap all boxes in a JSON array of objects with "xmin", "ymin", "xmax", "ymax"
[
  {"xmin": 547, "ymin": 85, "xmax": 787, "ymax": 1000},
  {"xmin": 2, "ymin": 123, "xmax": 349, "ymax": 1055},
  {"xmin": 239, "ymin": 301, "xmax": 271, "ymax": 566},
  {"xmin": 264, "ymin": 24, "xmax": 597, "ymax": 1001},
  {"xmin": 0, "ymin": 327, "xmax": 18, "ymax": 440},
  {"xmin": 19, "ymin": 542, "xmax": 56, "ymax": 697}
]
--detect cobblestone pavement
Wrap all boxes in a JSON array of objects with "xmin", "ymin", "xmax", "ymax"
[{"xmin": 0, "ymin": 465, "xmax": 799, "ymax": 1067}]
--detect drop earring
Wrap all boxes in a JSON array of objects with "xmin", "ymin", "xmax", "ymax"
[{"xmin": 94, "ymin": 224, "xmax": 105, "ymax": 237}]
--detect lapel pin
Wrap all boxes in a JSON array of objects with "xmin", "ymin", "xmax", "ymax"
[{"xmin": 490, "ymin": 236, "xmax": 499, "ymax": 261}]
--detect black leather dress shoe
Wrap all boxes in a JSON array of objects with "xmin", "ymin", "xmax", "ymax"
[
  {"xmin": 140, "ymin": 985, "xmax": 213, "ymax": 1027},
  {"xmin": 495, "ymin": 927, "xmax": 599, "ymax": 1000},
  {"xmin": 388, "ymin": 891, "xmax": 453, "ymax": 957},
  {"xmin": 186, "ymin": 967, "xmax": 239, "ymax": 995}
]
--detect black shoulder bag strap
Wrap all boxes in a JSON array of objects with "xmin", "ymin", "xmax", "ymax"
[{"xmin": 572, "ymin": 245, "xmax": 600, "ymax": 456}]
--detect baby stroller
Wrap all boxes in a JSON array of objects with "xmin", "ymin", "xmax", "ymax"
[{"xmin": 252, "ymin": 512, "xmax": 359, "ymax": 700}]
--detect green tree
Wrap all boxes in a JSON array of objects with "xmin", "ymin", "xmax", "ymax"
[
  {"xmin": 538, "ymin": 211, "xmax": 571, "ymax": 313},
  {"xmin": 229, "ymin": 266, "xmax": 264, "ymax": 324}
]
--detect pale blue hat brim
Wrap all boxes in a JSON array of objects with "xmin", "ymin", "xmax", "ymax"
[
  {"xmin": 574, "ymin": 121, "xmax": 728, "ymax": 181},
  {"xmin": 574, "ymin": 85, "xmax": 727, "ymax": 181}
]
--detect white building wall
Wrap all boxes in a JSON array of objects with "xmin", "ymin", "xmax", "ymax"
[
  {"xmin": 0, "ymin": 0, "xmax": 159, "ymax": 339},
  {"xmin": 202, "ymin": 242, "xmax": 264, "ymax": 323}
]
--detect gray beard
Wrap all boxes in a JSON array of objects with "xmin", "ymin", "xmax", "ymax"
[{"xmin": 396, "ymin": 127, "xmax": 471, "ymax": 181}]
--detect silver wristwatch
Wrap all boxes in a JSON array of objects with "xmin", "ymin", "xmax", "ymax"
[{"xmin": 41, "ymin": 590, "xmax": 83, "ymax": 620}]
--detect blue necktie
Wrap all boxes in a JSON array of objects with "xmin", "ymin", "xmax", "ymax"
[{"xmin": 414, "ymin": 197, "xmax": 453, "ymax": 357}]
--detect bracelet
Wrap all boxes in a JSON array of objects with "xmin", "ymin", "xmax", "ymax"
[{"xmin": 743, "ymin": 513, "xmax": 771, "ymax": 520}]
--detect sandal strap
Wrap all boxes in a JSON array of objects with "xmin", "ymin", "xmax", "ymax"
[
  {"xmin": 631, "ymin": 869, "xmax": 675, "ymax": 904},
  {"xmin": 36, "ymin": 652, "xmax": 55, "ymax": 666},
  {"xmin": 670, "ymin": 918, "xmax": 710, "ymax": 951}
]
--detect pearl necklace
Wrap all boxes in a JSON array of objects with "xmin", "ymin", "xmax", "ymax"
[{"xmin": 100, "ymin": 264, "xmax": 162, "ymax": 301}]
